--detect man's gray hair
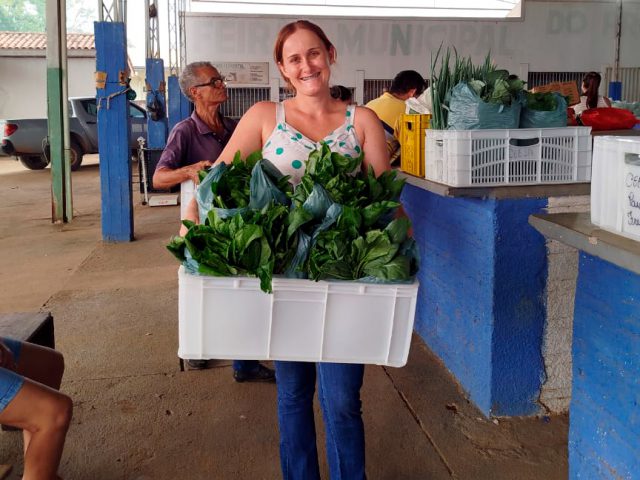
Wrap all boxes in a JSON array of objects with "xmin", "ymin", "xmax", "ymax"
[{"xmin": 179, "ymin": 61, "xmax": 215, "ymax": 101}]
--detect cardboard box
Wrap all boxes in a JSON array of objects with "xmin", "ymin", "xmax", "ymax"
[{"xmin": 532, "ymin": 80, "xmax": 580, "ymax": 106}]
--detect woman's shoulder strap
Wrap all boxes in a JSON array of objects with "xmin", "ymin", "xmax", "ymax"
[
  {"xmin": 275, "ymin": 102, "xmax": 286, "ymax": 124},
  {"xmin": 346, "ymin": 104, "xmax": 356, "ymax": 125}
]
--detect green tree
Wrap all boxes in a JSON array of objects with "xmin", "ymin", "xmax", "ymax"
[
  {"xmin": 0, "ymin": 0, "xmax": 46, "ymax": 32},
  {"xmin": 0, "ymin": 0, "xmax": 96, "ymax": 33}
]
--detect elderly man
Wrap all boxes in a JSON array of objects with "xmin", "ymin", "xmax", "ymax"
[
  {"xmin": 153, "ymin": 61, "xmax": 236, "ymax": 190},
  {"xmin": 154, "ymin": 61, "xmax": 275, "ymax": 383}
]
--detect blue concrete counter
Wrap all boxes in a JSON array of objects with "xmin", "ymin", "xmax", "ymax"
[
  {"xmin": 400, "ymin": 175, "xmax": 590, "ymax": 417},
  {"xmin": 529, "ymin": 212, "xmax": 640, "ymax": 479}
]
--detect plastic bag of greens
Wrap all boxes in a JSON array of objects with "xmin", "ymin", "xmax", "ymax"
[
  {"xmin": 447, "ymin": 82, "xmax": 521, "ymax": 130},
  {"xmin": 249, "ymin": 159, "xmax": 292, "ymax": 210},
  {"xmin": 196, "ymin": 163, "xmax": 249, "ymax": 224},
  {"xmin": 520, "ymin": 92, "xmax": 567, "ymax": 128},
  {"xmin": 284, "ymin": 230, "xmax": 311, "ymax": 279},
  {"xmin": 283, "ymin": 192, "xmax": 342, "ymax": 278}
]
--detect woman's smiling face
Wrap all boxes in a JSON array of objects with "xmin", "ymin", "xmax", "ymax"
[{"xmin": 278, "ymin": 28, "xmax": 334, "ymax": 95}]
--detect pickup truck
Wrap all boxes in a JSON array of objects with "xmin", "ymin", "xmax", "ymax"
[{"xmin": 0, "ymin": 96, "xmax": 147, "ymax": 170}]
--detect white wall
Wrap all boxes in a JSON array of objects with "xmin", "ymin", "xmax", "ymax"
[
  {"xmin": 0, "ymin": 56, "xmax": 96, "ymax": 119},
  {"xmin": 185, "ymin": 1, "xmax": 640, "ymax": 87}
]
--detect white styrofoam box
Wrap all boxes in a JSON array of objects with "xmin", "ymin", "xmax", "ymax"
[
  {"xmin": 180, "ymin": 180, "xmax": 195, "ymax": 219},
  {"xmin": 425, "ymin": 127, "xmax": 592, "ymax": 187},
  {"xmin": 178, "ymin": 267, "xmax": 419, "ymax": 367},
  {"xmin": 591, "ymin": 136, "xmax": 640, "ymax": 240}
]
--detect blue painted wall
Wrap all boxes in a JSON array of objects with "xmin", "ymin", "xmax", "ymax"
[
  {"xmin": 167, "ymin": 75, "xmax": 191, "ymax": 134},
  {"xmin": 492, "ymin": 199, "xmax": 547, "ymax": 416},
  {"xmin": 569, "ymin": 253, "xmax": 640, "ymax": 479},
  {"xmin": 145, "ymin": 58, "xmax": 168, "ymax": 149},
  {"xmin": 94, "ymin": 21, "xmax": 134, "ymax": 242},
  {"xmin": 401, "ymin": 185, "xmax": 547, "ymax": 416}
]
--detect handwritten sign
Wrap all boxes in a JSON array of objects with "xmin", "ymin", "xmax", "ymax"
[
  {"xmin": 213, "ymin": 62, "xmax": 269, "ymax": 85},
  {"xmin": 623, "ymin": 153, "xmax": 640, "ymax": 238}
]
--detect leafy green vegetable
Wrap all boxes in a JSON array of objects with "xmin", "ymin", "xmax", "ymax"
[
  {"xmin": 168, "ymin": 144, "xmax": 418, "ymax": 292},
  {"xmin": 166, "ymin": 203, "xmax": 298, "ymax": 293},
  {"xmin": 308, "ymin": 217, "xmax": 417, "ymax": 282},
  {"xmin": 430, "ymin": 47, "xmax": 525, "ymax": 128},
  {"xmin": 207, "ymin": 151, "xmax": 263, "ymax": 209},
  {"xmin": 524, "ymin": 91, "xmax": 559, "ymax": 112}
]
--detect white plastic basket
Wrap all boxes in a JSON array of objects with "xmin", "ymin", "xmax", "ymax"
[
  {"xmin": 425, "ymin": 127, "xmax": 592, "ymax": 187},
  {"xmin": 178, "ymin": 267, "xmax": 419, "ymax": 367},
  {"xmin": 591, "ymin": 136, "xmax": 640, "ymax": 240}
]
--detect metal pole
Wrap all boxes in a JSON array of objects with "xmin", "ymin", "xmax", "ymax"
[
  {"xmin": 614, "ymin": 0, "xmax": 622, "ymax": 82},
  {"xmin": 47, "ymin": 0, "xmax": 72, "ymax": 223}
]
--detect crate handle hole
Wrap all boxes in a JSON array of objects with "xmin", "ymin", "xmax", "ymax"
[{"xmin": 509, "ymin": 138, "xmax": 539, "ymax": 147}]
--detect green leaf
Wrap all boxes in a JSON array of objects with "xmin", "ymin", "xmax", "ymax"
[
  {"xmin": 233, "ymin": 224, "xmax": 264, "ymax": 255},
  {"xmin": 166, "ymin": 236, "xmax": 186, "ymax": 261},
  {"xmin": 363, "ymin": 256, "xmax": 411, "ymax": 281},
  {"xmin": 288, "ymin": 207, "xmax": 314, "ymax": 239},
  {"xmin": 385, "ymin": 217, "xmax": 411, "ymax": 244}
]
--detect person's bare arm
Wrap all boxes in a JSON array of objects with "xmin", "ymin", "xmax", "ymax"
[
  {"xmin": 213, "ymin": 102, "xmax": 276, "ymax": 165},
  {"xmin": 177, "ymin": 102, "xmax": 275, "ymax": 236},
  {"xmin": 355, "ymin": 106, "xmax": 391, "ymax": 176},
  {"xmin": 179, "ymin": 197, "xmax": 199, "ymax": 237},
  {"xmin": 153, "ymin": 160, "xmax": 213, "ymax": 190}
]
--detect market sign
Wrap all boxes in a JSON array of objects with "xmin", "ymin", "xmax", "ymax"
[{"xmin": 213, "ymin": 62, "xmax": 269, "ymax": 86}]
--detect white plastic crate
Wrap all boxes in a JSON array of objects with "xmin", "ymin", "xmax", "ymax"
[
  {"xmin": 180, "ymin": 180, "xmax": 195, "ymax": 219},
  {"xmin": 178, "ymin": 267, "xmax": 419, "ymax": 367},
  {"xmin": 425, "ymin": 127, "xmax": 592, "ymax": 187},
  {"xmin": 591, "ymin": 136, "xmax": 640, "ymax": 240}
]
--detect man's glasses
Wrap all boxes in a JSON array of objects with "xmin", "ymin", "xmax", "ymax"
[{"xmin": 193, "ymin": 76, "xmax": 226, "ymax": 89}]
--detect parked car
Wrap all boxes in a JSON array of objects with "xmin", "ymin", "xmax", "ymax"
[{"xmin": 0, "ymin": 97, "xmax": 147, "ymax": 170}]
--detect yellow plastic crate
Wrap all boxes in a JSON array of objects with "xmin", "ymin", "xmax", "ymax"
[{"xmin": 399, "ymin": 114, "xmax": 431, "ymax": 178}]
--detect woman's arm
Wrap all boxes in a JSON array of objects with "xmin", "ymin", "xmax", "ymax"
[
  {"xmin": 214, "ymin": 101, "xmax": 276, "ymax": 165},
  {"xmin": 179, "ymin": 197, "xmax": 199, "ymax": 237},
  {"xmin": 178, "ymin": 102, "xmax": 276, "ymax": 235},
  {"xmin": 354, "ymin": 106, "xmax": 391, "ymax": 176}
]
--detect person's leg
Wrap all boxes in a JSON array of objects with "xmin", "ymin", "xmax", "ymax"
[
  {"xmin": 274, "ymin": 361, "xmax": 320, "ymax": 480},
  {"xmin": 14, "ymin": 342, "xmax": 66, "ymax": 454},
  {"xmin": 233, "ymin": 360, "xmax": 275, "ymax": 383},
  {"xmin": 317, "ymin": 363, "xmax": 366, "ymax": 480},
  {"xmin": 0, "ymin": 379, "xmax": 72, "ymax": 480}
]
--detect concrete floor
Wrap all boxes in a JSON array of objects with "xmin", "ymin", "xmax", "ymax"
[{"xmin": 0, "ymin": 155, "xmax": 568, "ymax": 479}]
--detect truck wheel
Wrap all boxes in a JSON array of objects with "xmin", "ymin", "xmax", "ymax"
[
  {"xmin": 19, "ymin": 154, "xmax": 49, "ymax": 170},
  {"xmin": 69, "ymin": 141, "xmax": 83, "ymax": 171}
]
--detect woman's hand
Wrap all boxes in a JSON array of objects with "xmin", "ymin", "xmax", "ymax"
[{"xmin": 0, "ymin": 341, "xmax": 16, "ymax": 370}]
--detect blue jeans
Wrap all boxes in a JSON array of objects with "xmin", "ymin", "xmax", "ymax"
[
  {"xmin": 275, "ymin": 361, "xmax": 365, "ymax": 480},
  {"xmin": 233, "ymin": 360, "xmax": 259, "ymax": 373}
]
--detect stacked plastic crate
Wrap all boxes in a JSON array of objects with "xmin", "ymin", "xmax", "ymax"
[{"xmin": 424, "ymin": 127, "xmax": 593, "ymax": 187}]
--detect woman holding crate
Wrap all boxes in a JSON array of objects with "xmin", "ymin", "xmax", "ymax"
[{"xmin": 183, "ymin": 19, "xmax": 390, "ymax": 480}]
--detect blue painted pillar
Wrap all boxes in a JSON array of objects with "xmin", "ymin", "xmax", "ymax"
[
  {"xmin": 145, "ymin": 58, "xmax": 168, "ymax": 149},
  {"xmin": 401, "ymin": 185, "xmax": 547, "ymax": 416},
  {"xmin": 94, "ymin": 21, "xmax": 133, "ymax": 242},
  {"xmin": 569, "ymin": 254, "xmax": 640, "ymax": 479},
  {"xmin": 168, "ymin": 75, "xmax": 191, "ymax": 133}
]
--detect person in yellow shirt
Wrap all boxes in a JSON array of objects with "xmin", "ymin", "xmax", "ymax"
[{"xmin": 365, "ymin": 70, "xmax": 426, "ymax": 163}]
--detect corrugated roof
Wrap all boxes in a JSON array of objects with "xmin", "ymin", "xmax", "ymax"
[{"xmin": 0, "ymin": 31, "xmax": 95, "ymax": 50}]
